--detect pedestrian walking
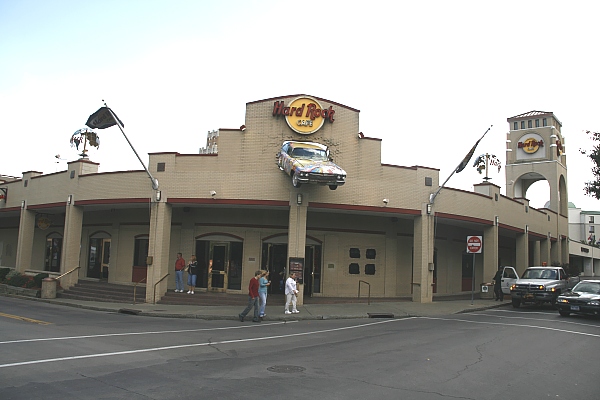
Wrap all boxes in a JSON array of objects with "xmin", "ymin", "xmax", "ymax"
[
  {"xmin": 239, "ymin": 270, "xmax": 262, "ymax": 322},
  {"xmin": 174, "ymin": 253, "xmax": 186, "ymax": 293},
  {"xmin": 258, "ymin": 270, "xmax": 271, "ymax": 317},
  {"xmin": 284, "ymin": 272, "xmax": 299, "ymax": 314}
]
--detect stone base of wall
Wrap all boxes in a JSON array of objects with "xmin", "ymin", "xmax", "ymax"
[{"xmin": 0, "ymin": 283, "xmax": 40, "ymax": 298}]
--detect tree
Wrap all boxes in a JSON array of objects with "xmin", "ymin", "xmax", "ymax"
[{"xmin": 580, "ymin": 130, "xmax": 600, "ymax": 199}]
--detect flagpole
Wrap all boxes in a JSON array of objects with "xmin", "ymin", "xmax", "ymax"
[
  {"xmin": 103, "ymin": 102, "xmax": 159, "ymax": 190},
  {"xmin": 429, "ymin": 125, "xmax": 492, "ymax": 205}
]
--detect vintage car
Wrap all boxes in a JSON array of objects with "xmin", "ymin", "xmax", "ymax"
[
  {"xmin": 276, "ymin": 141, "xmax": 346, "ymax": 190},
  {"xmin": 556, "ymin": 280, "xmax": 600, "ymax": 318}
]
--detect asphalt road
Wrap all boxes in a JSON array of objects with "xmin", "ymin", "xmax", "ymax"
[{"xmin": 1, "ymin": 296, "xmax": 598, "ymax": 400}]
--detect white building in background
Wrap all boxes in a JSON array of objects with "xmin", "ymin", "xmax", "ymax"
[{"xmin": 568, "ymin": 203, "xmax": 600, "ymax": 276}]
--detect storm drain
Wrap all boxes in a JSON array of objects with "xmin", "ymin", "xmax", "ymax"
[
  {"xmin": 368, "ymin": 312, "xmax": 394, "ymax": 318},
  {"xmin": 267, "ymin": 365, "xmax": 306, "ymax": 373}
]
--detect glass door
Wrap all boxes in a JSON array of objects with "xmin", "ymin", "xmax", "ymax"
[{"xmin": 209, "ymin": 243, "xmax": 229, "ymax": 292}]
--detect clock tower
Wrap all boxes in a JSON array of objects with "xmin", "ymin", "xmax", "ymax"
[{"xmin": 505, "ymin": 111, "xmax": 568, "ymax": 215}]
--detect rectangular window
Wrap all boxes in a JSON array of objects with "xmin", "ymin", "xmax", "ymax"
[
  {"xmin": 535, "ymin": 119, "xmax": 540, "ymax": 127},
  {"xmin": 365, "ymin": 264, "xmax": 376, "ymax": 275},
  {"xmin": 590, "ymin": 216, "xmax": 595, "ymax": 223},
  {"xmin": 349, "ymin": 263, "xmax": 360, "ymax": 274},
  {"xmin": 157, "ymin": 162, "xmax": 165, "ymax": 172},
  {"xmin": 543, "ymin": 118, "xmax": 547, "ymax": 126},
  {"xmin": 349, "ymin": 248, "xmax": 360, "ymax": 258},
  {"xmin": 528, "ymin": 120, "xmax": 532, "ymax": 128},
  {"xmin": 520, "ymin": 121, "xmax": 525, "ymax": 129}
]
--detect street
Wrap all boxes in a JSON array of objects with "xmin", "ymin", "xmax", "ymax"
[{"xmin": 1, "ymin": 296, "xmax": 598, "ymax": 399}]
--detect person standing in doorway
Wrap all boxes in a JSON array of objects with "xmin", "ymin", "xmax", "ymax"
[
  {"xmin": 284, "ymin": 272, "xmax": 300, "ymax": 314},
  {"xmin": 174, "ymin": 253, "xmax": 186, "ymax": 293},
  {"xmin": 493, "ymin": 266, "xmax": 504, "ymax": 301},
  {"xmin": 239, "ymin": 270, "xmax": 261, "ymax": 322},
  {"xmin": 258, "ymin": 270, "xmax": 271, "ymax": 318},
  {"xmin": 187, "ymin": 255, "xmax": 198, "ymax": 294}
]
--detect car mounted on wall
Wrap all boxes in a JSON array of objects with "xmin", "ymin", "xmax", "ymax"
[{"xmin": 276, "ymin": 141, "xmax": 346, "ymax": 190}]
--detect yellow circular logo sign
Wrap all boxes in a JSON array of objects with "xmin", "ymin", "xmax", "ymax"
[
  {"xmin": 272, "ymin": 96, "xmax": 335, "ymax": 135},
  {"xmin": 518, "ymin": 137, "xmax": 544, "ymax": 154}
]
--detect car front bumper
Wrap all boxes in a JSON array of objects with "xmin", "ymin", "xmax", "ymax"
[{"xmin": 510, "ymin": 290, "xmax": 557, "ymax": 303}]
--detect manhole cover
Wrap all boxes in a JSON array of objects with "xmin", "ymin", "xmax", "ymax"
[{"xmin": 267, "ymin": 365, "xmax": 306, "ymax": 373}]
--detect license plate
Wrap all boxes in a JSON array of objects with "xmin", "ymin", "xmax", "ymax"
[
  {"xmin": 570, "ymin": 305, "xmax": 580, "ymax": 311},
  {"xmin": 524, "ymin": 294, "xmax": 534, "ymax": 299}
]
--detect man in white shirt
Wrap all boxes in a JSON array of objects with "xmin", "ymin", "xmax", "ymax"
[{"xmin": 284, "ymin": 272, "xmax": 300, "ymax": 314}]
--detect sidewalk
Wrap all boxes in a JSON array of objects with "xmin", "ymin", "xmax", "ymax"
[{"xmin": 10, "ymin": 294, "xmax": 511, "ymax": 320}]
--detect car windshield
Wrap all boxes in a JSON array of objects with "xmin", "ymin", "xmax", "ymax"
[
  {"xmin": 573, "ymin": 282, "xmax": 600, "ymax": 294},
  {"xmin": 521, "ymin": 269, "xmax": 556, "ymax": 279},
  {"xmin": 290, "ymin": 147, "xmax": 328, "ymax": 161}
]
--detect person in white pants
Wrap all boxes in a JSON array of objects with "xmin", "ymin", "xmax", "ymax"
[{"xmin": 284, "ymin": 272, "xmax": 300, "ymax": 314}]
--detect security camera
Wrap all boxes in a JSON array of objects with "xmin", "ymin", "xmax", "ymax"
[
  {"xmin": 210, "ymin": 190, "xmax": 217, "ymax": 197},
  {"xmin": 383, "ymin": 198, "xmax": 389, "ymax": 204}
]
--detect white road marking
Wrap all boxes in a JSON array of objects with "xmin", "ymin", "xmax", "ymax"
[
  {"xmin": 0, "ymin": 321, "xmax": 293, "ymax": 345},
  {"xmin": 470, "ymin": 312, "xmax": 600, "ymax": 328},
  {"xmin": 0, "ymin": 318, "xmax": 411, "ymax": 369},
  {"xmin": 421, "ymin": 316, "xmax": 600, "ymax": 337}
]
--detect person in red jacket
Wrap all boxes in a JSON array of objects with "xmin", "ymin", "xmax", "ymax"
[{"xmin": 239, "ymin": 270, "xmax": 262, "ymax": 322}]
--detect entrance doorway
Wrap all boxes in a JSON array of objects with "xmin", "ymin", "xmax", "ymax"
[
  {"xmin": 88, "ymin": 234, "xmax": 111, "ymax": 279},
  {"xmin": 261, "ymin": 241, "xmax": 322, "ymax": 296},
  {"xmin": 196, "ymin": 237, "xmax": 243, "ymax": 292},
  {"xmin": 210, "ymin": 243, "xmax": 228, "ymax": 292}
]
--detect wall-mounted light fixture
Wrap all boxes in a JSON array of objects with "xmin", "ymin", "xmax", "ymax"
[
  {"xmin": 21, "ymin": 200, "xmax": 25, "ymax": 209},
  {"xmin": 210, "ymin": 190, "xmax": 217, "ymax": 197},
  {"xmin": 155, "ymin": 190, "xmax": 161, "ymax": 202},
  {"xmin": 67, "ymin": 194, "xmax": 73, "ymax": 205},
  {"xmin": 383, "ymin": 198, "xmax": 389, "ymax": 206},
  {"xmin": 296, "ymin": 193, "xmax": 303, "ymax": 205},
  {"xmin": 525, "ymin": 225, "xmax": 528, "ymax": 234},
  {"xmin": 494, "ymin": 216, "xmax": 499, "ymax": 226},
  {"xmin": 426, "ymin": 203, "xmax": 432, "ymax": 215}
]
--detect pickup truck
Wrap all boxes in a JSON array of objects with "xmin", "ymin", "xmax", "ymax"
[{"xmin": 510, "ymin": 266, "xmax": 569, "ymax": 308}]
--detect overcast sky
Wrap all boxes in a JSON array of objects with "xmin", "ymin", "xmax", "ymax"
[{"xmin": 1, "ymin": 0, "xmax": 598, "ymax": 211}]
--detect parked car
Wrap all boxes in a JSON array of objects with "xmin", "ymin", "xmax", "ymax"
[
  {"xmin": 556, "ymin": 280, "xmax": 600, "ymax": 317},
  {"xmin": 276, "ymin": 141, "xmax": 346, "ymax": 190},
  {"xmin": 510, "ymin": 266, "xmax": 569, "ymax": 308}
]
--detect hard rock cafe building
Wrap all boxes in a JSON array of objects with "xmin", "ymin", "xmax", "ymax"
[{"xmin": 0, "ymin": 96, "xmax": 569, "ymax": 303}]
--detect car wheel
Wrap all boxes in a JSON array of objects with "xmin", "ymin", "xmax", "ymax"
[
  {"xmin": 558, "ymin": 310, "xmax": 570, "ymax": 317},
  {"xmin": 328, "ymin": 185, "xmax": 337, "ymax": 190},
  {"xmin": 292, "ymin": 173, "xmax": 301, "ymax": 188},
  {"xmin": 512, "ymin": 298, "xmax": 521, "ymax": 308}
]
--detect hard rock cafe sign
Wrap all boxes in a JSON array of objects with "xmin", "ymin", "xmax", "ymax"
[
  {"xmin": 272, "ymin": 96, "xmax": 335, "ymax": 135},
  {"xmin": 518, "ymin": 136, "xmax": 544, "ymax": 154}
]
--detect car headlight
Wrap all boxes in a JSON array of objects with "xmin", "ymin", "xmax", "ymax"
[
  {"xmin": 301, "ymin": 172, "xmax": 308, "ymax": 177},
  {"xmin": 589, "ymin": 300, "xmax": 600, "ymax": 306},
  {"xmin": 338, "ymin": 175, "xmax": 345, "ymax": 180},
  {"xmin": 510, "ymin": 284, "xmax": 516, "ymax": 290}
]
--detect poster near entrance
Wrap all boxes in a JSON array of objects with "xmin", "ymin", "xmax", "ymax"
[{"xmin": 289, "ymin": 257, "xmax": 304, "ymax": 284}]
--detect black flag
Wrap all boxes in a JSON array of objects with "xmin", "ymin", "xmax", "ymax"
[
  {"xmin": 455, "ymin": 138, "xmax": 482, "ymax": 173},
  {"xmin": 85, "ymin": 107, "xmax": 124, "ymax": 129}
]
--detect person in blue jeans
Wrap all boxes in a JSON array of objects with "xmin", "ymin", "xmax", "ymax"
[
  {"xmin": 174, "ymin": 253, "xmax": 186, "ymax": 293},
  {"xmin": 258, "ymin": 270, "xmax": 271, "ymax": 317}
]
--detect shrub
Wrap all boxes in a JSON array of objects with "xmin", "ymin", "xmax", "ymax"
[
  {"xmin": 0, "ymin": 267, "xmax": 10, "ymax": 282},
  {"xmin": 33, "ymin": 273, "xmax": 49, "ymax": 288},
  {"xmin": 5, "ymin": 273, "xmax": 32, "ymax": 288}
]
